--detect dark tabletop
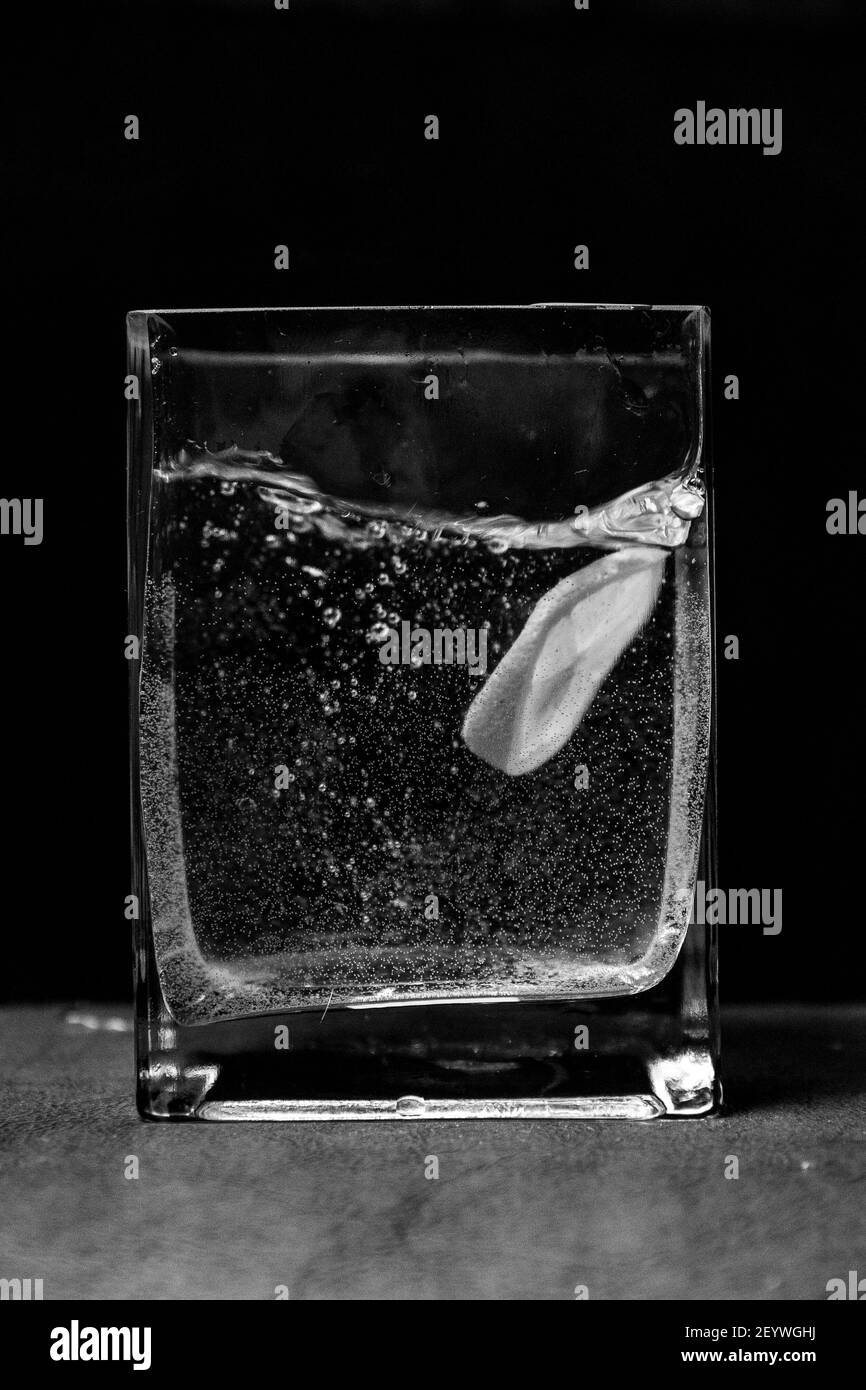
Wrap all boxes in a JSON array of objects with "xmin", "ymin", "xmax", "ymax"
[{"xmin": 1, "ymin": 1003, "xmax": 863, "ymax": 1300}]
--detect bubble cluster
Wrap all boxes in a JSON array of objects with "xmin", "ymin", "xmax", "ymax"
[{"xmin": 139, "ymin": 460, "xmax": 710, "ymax": 1025}]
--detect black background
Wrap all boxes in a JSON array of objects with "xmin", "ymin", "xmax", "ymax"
[{"xmin": 3, "ymin": 0, "xmax": 862, "ymax": 1002}]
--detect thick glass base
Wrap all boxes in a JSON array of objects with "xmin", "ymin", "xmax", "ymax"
[{"xmin": 136, "ymin": 922, "xmax": 720, "ymax": 1121}]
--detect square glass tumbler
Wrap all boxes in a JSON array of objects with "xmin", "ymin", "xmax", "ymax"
[{"xmin": 128, "ymin": 304, "xmax": 718, "ymax": 1120}]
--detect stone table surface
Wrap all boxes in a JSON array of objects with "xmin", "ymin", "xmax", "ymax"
[{"xmin": 0, "ymin": 1003, "xmax": 863, "ymax": 1301}]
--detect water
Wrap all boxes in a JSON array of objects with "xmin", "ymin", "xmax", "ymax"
[{"xmin": 140, "ymin": 449, "xmax": 709, "ymax": 1025}]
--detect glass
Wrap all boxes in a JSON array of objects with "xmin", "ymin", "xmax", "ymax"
[{"xmin": 128, "ymin": 304, "xmax": 719, "ymax": 1119}]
